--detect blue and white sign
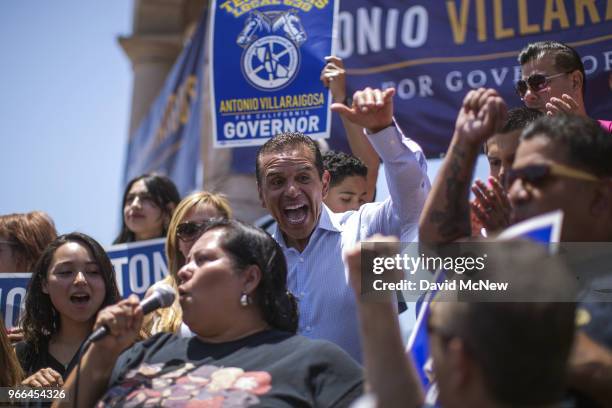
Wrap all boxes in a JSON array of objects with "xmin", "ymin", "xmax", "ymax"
[
  {"xmin": 0, "ymin": 273, "xmax": 30, "ymax": 328},
  {"xmin": 498, "ymin": 210, "xmax": 564, "ymax": 245},
  {"xmin": 106, "ymin": 238, "xmax": 169, "ymax": 299},
  {"xmin": 211, "ymin": 0, "xmax": 339, "ymax": 148},
  {"xmin": 1, "ymin": 239, "xmax": 169, "ymax": 328}
]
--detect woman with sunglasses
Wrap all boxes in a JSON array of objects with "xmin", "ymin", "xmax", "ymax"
[
  {"xmin": 141, "ymin": 191, "xmax": 232, "ymax": 337},
  {"xmin": 59, "ymin": 219, "xmax": 362, "ymax": 407},
  {"xmin": 16, "ymin": 233, "xmax": 121, "ymax": 387},
  {"xmin": 114, "ymin": 174, "xmax": 180, "ymax": 244}
]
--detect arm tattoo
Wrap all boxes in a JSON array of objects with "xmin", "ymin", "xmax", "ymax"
[{"xmin": 428, "ymin": 144, "xmax": 472, "ymax": 240}]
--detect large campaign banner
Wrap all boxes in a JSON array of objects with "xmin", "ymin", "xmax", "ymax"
[
  {"xmin": 210, "ymin": 0, "xmax": 339, "ymax": 148},
  {"xmin": 228, "ymin": 0, "xmax": 612, "ymax": 173},
  {"xmin": 337, "ymin": 0, "xmax": 612, "ymax": 156},
  {"xmin": 123, "ymin": 10, "xmax": 207, "ymax": 197},
  {"xmin": 1, "ymin": 239, "xmax": 169, "ymax": 328}
]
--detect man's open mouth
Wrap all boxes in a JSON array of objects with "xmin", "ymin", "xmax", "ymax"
[{"xmin": 284, "ymin": 204, "xmax": 308, "ymax": 225}]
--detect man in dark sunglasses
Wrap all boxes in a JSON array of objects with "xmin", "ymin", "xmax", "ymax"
[
  {"xmin": 506, "ymin": 114, "xmax": 612, "ymax": 407},
  {"xmin": 518, "ymin": 41, "xmax": 611, "ymax": 133},
  {"xmin": 518, "ymin": 41, "xmax": 586, "ymax": 116},
  {"xmin": 508, "ymin": 114, "xmax": 612, "ymax": 242}
]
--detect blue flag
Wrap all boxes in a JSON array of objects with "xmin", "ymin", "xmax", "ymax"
[
  {"xmin": 123, "ymin": 10, "xmax": 207, "ymax": 196},
  {"xmin": 407, "ymin": 269, "xmax": 446, "ymax": 388}
]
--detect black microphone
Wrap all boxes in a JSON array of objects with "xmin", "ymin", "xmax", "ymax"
[{"xmin": 88, "ymin": 283, "xmax": 175, "ymax": 342}]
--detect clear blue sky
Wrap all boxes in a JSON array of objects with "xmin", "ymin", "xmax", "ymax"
[{"xmin": 0, "ymin": 0, "xmax": 133, "ymax": 245}]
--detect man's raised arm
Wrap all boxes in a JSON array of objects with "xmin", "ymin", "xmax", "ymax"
[
  {"xmin": 344, "ymin": 236, "xmax": 424, "ymax": 408},
  {"xmin": 419, "ymin": 88, "xmax": 507, "ymax": 244},
  {"xmin": 332, "ymin": 87, "xmax": 430, "ymax": 240}
]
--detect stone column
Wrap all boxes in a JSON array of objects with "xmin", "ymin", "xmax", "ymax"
[{"xmin": 119, "ymin": 34, "xmax": 182, "ymax": 137}]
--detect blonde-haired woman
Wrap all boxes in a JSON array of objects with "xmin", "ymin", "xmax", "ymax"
[{"xmin": 142, "ymin": 191, "xmax": 232, "ymax": 336}]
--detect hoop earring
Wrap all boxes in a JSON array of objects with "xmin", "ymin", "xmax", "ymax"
[{"xmin": 240, "ymin": 292, "xmax": 251, "ymax": 307}]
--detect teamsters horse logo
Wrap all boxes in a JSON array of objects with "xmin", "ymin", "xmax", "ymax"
[{"xmin": 237, "ymin": 9, "xmax": 307, "ymax": 91}]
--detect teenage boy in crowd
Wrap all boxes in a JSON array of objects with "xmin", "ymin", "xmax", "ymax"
[
  {"xmin": 323, "ymin": 150, "xmax": 370, "ymax": 213},
  {"xmin": 470, "ymin": 107, "xmax": 542, "ymax": 236}
]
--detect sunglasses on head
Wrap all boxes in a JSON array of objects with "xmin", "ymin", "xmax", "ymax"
[
  {"xmin": 515, "ymin": 72, "xmax": 570, "ymax": 98},
  {"xmin": 176, "ymin": 221, "xmax": 207, "ymax": 242},
  {"xmin": 506, "ymin": 162, "xmax": 599, "ymax": 188}
]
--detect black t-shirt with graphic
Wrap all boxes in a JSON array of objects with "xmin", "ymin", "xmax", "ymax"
[{"xmin": 98, "ymin": 329, "xmax": 363, "ymax": 407}]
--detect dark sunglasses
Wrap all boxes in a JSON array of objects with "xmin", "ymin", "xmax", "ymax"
[
  {"xmin": 176, "ymin": 221, "xmax": 206, "ymax": 242},
  {"xmin": 515, "ymin": 72, "xmax": 569, "ymax": 98},
  {"xmin": 506, "ymin": 163, "xmax": 599, "ymax": 188}
]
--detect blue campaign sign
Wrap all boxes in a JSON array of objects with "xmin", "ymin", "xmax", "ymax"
[
  {"xmin": 211, "ymin": 0, "xmax": 338, "ymax": 148},
  {"xmin": 0, "ymin": 273, "xmax": 30, "ymax": 328},
  {"xmin": 106, "ymin": 238, "xmax": 169, "ymax": 299},
  {"xmin": 1, "ymin": 239, "xmax": 170, "ymax": 329}
]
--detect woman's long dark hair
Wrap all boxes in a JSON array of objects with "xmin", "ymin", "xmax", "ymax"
[
  {"xmin": 202, "ymin": 219, "xmax": 299, "ymax": 333},
  {"xmin": 114, "ymin": 173, "xmax": 181, "ymax": 244},
  {"xmin": 20, "ymin": 232, "xmax": 121, "ymax": 351}
]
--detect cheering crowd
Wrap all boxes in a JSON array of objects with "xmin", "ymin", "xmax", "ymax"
[{"xmin": 1, "ymin": 40, "xmax": 611, "ymax": 407}]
